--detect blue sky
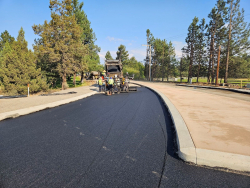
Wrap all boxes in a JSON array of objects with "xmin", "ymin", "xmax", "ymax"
[{"xmin": 0, "ymin": 0, "xmax": 250, "ymax": 64}]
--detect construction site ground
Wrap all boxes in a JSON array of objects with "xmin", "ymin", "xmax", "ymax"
[{"xmin": 132, "ymin": 81, "xmax": 250, "ymax": 157}]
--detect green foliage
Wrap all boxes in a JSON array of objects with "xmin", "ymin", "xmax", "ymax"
[
  {"xmin": 228, "ymin": 53, "xmax": 250, "ymax": 78},
  {"xmin": 151, "ymin": 38, "xmax": 175, "ymax": 80},
  {"xmin": 33, "ymin": 0, "xmax": 87, "ymax": 89},
  {"xmin": 105, "ymin": 51, "xmax": 113, "ymax": 60},
  {"xmin": 116, "ymin": 44, "xmax": 129, "ymax": 65},
  {"xmin": 0, "ymin": 28, "xmax": 48, "ymax": 95},
  {"xmin": 72, "ymin": 0, "xmax": 102, "ymax": 76},
  {"xmin": 123, "ymin": 57, "xmax": 145, "ymax": 79},
  {"xmin": 0, "ymin": 30, "xmax": 15, "ymax": 51}
]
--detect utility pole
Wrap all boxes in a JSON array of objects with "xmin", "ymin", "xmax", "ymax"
[
  {"xmin": 142, "ymin": 44, "xmax": 151, "ymax": 81},
  {"xmin": 215, "ymin": 45, "xmax": 221, "ymax": 86}
]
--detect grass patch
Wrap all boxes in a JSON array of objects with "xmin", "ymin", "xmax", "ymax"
[{"xmin": 176, "ymin": 78, "xmax": 250, "ymax": 86}]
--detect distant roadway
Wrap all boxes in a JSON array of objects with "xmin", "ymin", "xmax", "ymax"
[{"xmin": 0, "ymin": 87, "xmax": 249, "ymax": 187}]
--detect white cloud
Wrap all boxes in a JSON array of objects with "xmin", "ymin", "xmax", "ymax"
[
  {"xmin": 106, "ymin": 36, "xmax": 124, "ymax": 42},
  {"xmin": 172, "ymin": 41, "xmax": 186, "ymax": 58},
  {"xmin": 128, "ymin": 48, "xmax": 147, "ymax": 61}
]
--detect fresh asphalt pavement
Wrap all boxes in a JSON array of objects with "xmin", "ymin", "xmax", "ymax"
[{"xmin": 0, "ymin": 87, "xmax": 249, "ymax": 188}]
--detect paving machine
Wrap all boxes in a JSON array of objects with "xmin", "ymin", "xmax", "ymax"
[{"xmin": 104, "ymin": 60, "xmax": 137, "ymax": 95}]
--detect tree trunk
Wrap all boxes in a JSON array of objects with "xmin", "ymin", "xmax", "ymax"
[
  {"xmin": 188, "ymin": 42, "xmax": 194, "ymax": 83},
  {"xmin": 180, "ymin": 58, "xmax": 182, "ymax": 83},
  {"xmin": 197, "ymin": 52, "xmax": 201, "ymax": 83},
  {"xmin": 62, "ymin": 73, "xmax": 67, "ymax": 90},
  {"xmin": 211, "ymin": 51, "xmax": 215, "ymax": 83},
  {"xmin": 73, "ymin": 72, "xmax": 76, "ymax": 87},
  {"xmin": 162, "ymin": 47, "xmax": 165, "ymax": 82},
  {"xmin": 208, "ymin": 50, "xmax": 212, "ymax": 83},
  {"xmin": 167, "ymin": 56, "xmax": 170, "ymax": 82},
  {"xmin": 81, "ymin": 71, "xmax": 84, "ymax": 83},
  {"xmin": 225, "ymin": 0, "xmax": 233, "ymax": 83}
]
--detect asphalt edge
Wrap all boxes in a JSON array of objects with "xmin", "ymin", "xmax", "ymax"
[
  {"xmin": 133, "ymin": 81, "xmax": 250, "ymax": 173},
  {"xmin": 0, "ymin": 91, "xmax": 97, "ymax": 122},
  {"xmin": 132, "ymin": 82, "xmax": 197, "ymax": 164}
]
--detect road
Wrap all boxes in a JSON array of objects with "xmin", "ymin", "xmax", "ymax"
[{"xmin": 0, "ymin": 87, "xmax": 249, "ymax": 187}]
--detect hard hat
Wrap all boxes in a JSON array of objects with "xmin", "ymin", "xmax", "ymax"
[
  {"xmin": 110, "ymin": 77, "xmax": 112, "ymax": 79},
  {"xmin": 115, "ymin": 75, "xmax": 117, "ymax": 78},
  {"xmin": 103, "ymin": 70, "xmax": 106, "ymax": 73}
]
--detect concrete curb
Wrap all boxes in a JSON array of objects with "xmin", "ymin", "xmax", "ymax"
[
  {"xmin": 196, "ymin": 148, "xmax": 250, "ymax": 172},
  {"xmin": 132, "ymin": 82, "xmax": 197, "ymax": 164},
  {"xmin": 176, "ymin": 84, "xmax": 250, "ymax": 94},
  {"xmin": 133, "ymin": 81, "xmax": 250, "ymax": 173},
  {"xmin": 0, "ymin": 91, "xmax": 97, "ymax": 122}
]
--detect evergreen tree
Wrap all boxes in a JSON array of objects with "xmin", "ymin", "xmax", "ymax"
[
  {"xmin": 207, "ymin": 0, "xmax": 228, "ymax": 83},
  {"xmin": 72, "ymin": 0, "xmax": 102, "ymax": 83},
  {"xmin": 0, "ymin": 28, "xmax": 48, "ymax": 95},
  {"xmin": 33, "ymin": 0, "xmax": 87, "ymax": 89},
  {"xmin": 0, "ymin": 30, "xmax": 15, "ymax": 51},
  {"xmin": 153, "ymin": 39, "xmax": 175, "ymax": 81},
  {"xmin": 224, "ymin": 0, "xmax": 250, "ymax": 82},
  {"xmin": 116, "ymin": 44, "xmax": 129, "ymax": 65},
  {"xmin": 195, "ymin": 18, "xmax": 207, "ymax": 82},
  {"xmin": 105, "ymin": 51, "xmax": 113, "ymax": 60},
  {"xmin": 179, "ymin": 55, "xmax": 190, "ymax": 82},
  {"xmin": 182, "ymin": 17, "xmax": 199, "ymax": 82},
  {"xmin": 144, "ymin": 29, "xmax": 155, "ymax": 80}
]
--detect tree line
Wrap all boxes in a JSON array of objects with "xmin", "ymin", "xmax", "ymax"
[
  {"xmin": 143, "ymin": 29, "xmax": 178, "ymax": 81},
  {"xmin": 105, "ymin": 45, "xmax": 145, "ymax": 79},
  {"xmin": 182, "ymin": 0, "xmax": 250, "ymax": 83},
  {"xmin": 143, "ymin": 0, "xmax": 250, "ymax": 83},
  {"xmin": 0, "ymin": 0, "xmax": 102, "ymax": 95}
]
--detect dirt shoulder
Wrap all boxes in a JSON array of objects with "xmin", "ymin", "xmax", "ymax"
[{"xmin": 134, "ymin": 81, "xmax": 250, "ymax": 156}]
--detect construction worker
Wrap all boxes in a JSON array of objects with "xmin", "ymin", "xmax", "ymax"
[
  {"xmin": 98, "ymin": 77, "xmax": 103, "ymax": 92},
  {"xmin": 102, "ymin": 70, "xmax": 106, "ymax": 78},
  {"xmin": 108, "ymin": 77, "xmax": 114, "ymax": 94}
]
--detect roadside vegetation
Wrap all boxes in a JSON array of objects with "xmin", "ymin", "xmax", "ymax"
[
  {"xmin": 1, "ymin": 0, "xmax": 249, "ymax": 95},
  {"xmin": 142, "ymin": 0, "xmax": 250, "ymax": 85},
  {"xmin": 0, "ymin": 0, "xmax": 102, "ymax": 95},
  {"xmin": 105, "ymin": 46, "xmax": 145, "ymax": 79}
]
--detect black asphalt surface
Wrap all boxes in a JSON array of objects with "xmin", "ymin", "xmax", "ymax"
[{"xmin": 0, "ymin": 87, "xmax": 249, "ymax": 188}]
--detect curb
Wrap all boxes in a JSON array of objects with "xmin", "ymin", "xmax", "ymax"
[
  {"xmin": 133, "ymin": 81, "xmax": 250, "ymax": 173},
  {"xmin": 0, "ymin": 91, "xmax": 97, "ymax": 122},
  {"xmin": 176, "ymin": 84, "xmax": 250, "ymax": 95},
  {"xmin": 132, "ymin": 82, "xmax": 197, "ymax": 164}
]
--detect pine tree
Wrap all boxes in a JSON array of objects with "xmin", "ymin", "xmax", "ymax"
[
  {"xmin": 0, "ymin": 30, "xmax": 15, "ymax": 51},
  {"xmin": 183, "ymin": 17, "xmax": 199, "ymax": 82},
  {"xmin": 33, "ymin": 0, "xmax": 87, "ymax": 89},
  {"xmin": 153, "ymin": 39, "xmax": 175, "ymax": 81},
  {"xmin": 72, "ymin": 0, "xmax": 101, "ymax": 83},
  {"xmin": 195, "ymin": 18, "xmax": 207, "ymax": 82},
  {"xmin": 105, "ymin": 51, "xmax": 113, "ymax": 60},
  {"xmin": 207, "ymin": 0, "xmax": 228, "ymax": 83},
  {"xmin": 224, "ymin": 0, "xmax": 250, "ymax": 82},
  {"xmin": 116, "ymin": 44, "xmax": 129, "ymax": 65},
  {"xmin": 0, "ymin": 28, "xmax": 48, "ymax": 95}
]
